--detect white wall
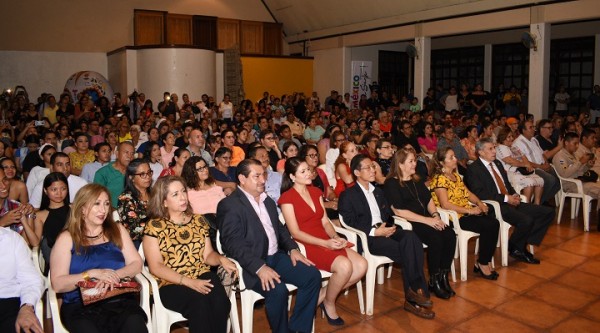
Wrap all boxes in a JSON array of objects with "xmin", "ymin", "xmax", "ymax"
[
  {"xmin": 136, "ymin": 48, "xmax": 217, "ymax": 103},
  {"xmin": 0, "ymin": 51, "xmax": 107, "ymax": 99},
  {"xmin": 350, "ymin": 43, "xmax": 408, "ymax": 83}
]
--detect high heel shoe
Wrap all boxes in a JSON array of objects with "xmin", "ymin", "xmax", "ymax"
[
  {"xmin": 319, "ymin": 303, "xmax": 345, "ymax": 326},
  {"xmin": 473, "ymin": 263, "xmax": 497, "ymax": 280}
]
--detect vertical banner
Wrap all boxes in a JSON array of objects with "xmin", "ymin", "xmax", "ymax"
[{"xmin": 351, "ymin": 61, "xmax": 372, "ymax": 110}]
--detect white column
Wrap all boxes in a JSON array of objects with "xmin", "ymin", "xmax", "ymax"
[
  {"xmin": 413, "ymin": 36, "xmax": 431, "ymax": 104},
  {"xmin": 595, "ymin": 34, "xmax": 600, "ymax": 85},
  {"xmin": 484, "ymin": 44, "xmax": 492, "ymax": 92},
  {"xmin": 528, "ymin": 23, "xmax": 550, "ymax": 120}
]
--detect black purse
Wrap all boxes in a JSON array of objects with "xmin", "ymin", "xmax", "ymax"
[
  {"xmin": 577, "ymin": 170, "xmax": 599, "ymax": 183},
  {"xmin": 516, "ymin": 167, "xmax": 534, "ymax": 176}
]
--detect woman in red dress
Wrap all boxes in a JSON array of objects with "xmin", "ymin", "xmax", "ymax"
[
  {"xmin": 334, "ymin": 141, "xmax": 358, "ymax": 197},
  {"xmin": 279, "ymin": 157, "xmax": 367, "ymax": 326}
]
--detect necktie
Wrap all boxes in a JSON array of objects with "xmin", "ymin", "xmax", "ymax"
[{"xmin": 489, "ymin": 162, "xmax": 508, "ymax": 195}]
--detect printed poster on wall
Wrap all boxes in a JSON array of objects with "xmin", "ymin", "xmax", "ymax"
[{"xmin": 350, "ymin": 61, "xmax": 372, "ymax": 110}]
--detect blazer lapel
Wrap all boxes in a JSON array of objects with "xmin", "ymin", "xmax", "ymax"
[{"xmin": 235, "ymin": 190, "xmax": 270, "ymax": 242}]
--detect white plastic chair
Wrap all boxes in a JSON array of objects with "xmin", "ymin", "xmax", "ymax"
[
  {"xmin": 216, "ymin": 230, "xmax": 301, "ymax": 333},
  {"xmin": 338, "ymin": 215, "xmax": 396, "ymax": 316},
  {"xmin": 48, "ymin": 271, "xmax": 151, "ymax": 333},
  {"xmin": 437, "ymin": 208, "xmax": 494, "ymax": 281},
  {"xmin": 553, "ymin": 165, "xmax": 595, "ymax": 232},
  {"xmin": 30, "ymin": 247, "xmax": 47, "ymax": 328},
  {"xmin": 482, "ymin": 195, "xmax": 533, "ymax": 266}
]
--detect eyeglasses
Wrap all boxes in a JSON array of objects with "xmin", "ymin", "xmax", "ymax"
[
  {"xmin": 196, "ymin": 165, "xmax": 209, "ymax": 172},
  {"xmin": 307, "ymin": 153, "xmax": 319, "ymax": 159},
  {"xmin": 2, "ymin": 165, "xmax": 16, "ymax": 170},
  {"xmin": 134, "ymin": 170, "xmax": 154, "ymax": 179},
  {"xmin": 360, "ymin": 164, "xmax": 377, "ymax": 171}
]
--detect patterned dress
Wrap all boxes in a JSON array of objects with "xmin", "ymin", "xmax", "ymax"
[
  {"xmin": 143, "ymin": 214, "xmax": 211, "ymax": 287},
  {"xmin": 117, "ymin": 190, "xmax": 149, "ymax": 243}
]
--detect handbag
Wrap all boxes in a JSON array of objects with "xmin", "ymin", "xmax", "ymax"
[
  {"xmin": 77, "ymin": 277, "xmax": 141, "ymax": 306},
  {"xmin": 577, "ymin": 170, "xmax": 599, "ymax": 183},
  {"xmin": 516, "ymin": 167, "xmax": 534, "ymax": 176},
  {"xmin": 217, "ymin": 266, "xmax": 240, "ymax": 296}
]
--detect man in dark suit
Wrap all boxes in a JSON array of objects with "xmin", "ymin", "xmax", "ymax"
[
  {"xmin": 217, "ymin": 159, "xmax": 321, "ymax": 333},
  {"xmin": 338, "ymin": 154, "xmax": 434, "ymax": 319},
  {"xmin": 465, "ymin": 138, "xmax": 555, "ymax": 264}
]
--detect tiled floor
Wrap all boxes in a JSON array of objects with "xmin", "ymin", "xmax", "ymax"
[
  {"xmin": 216, "ymin": 210, "xmax": 600, "ymax": 333},
  {"xmin": 45, "ymin": 206, "xmax": 600, "ymax": 332}
]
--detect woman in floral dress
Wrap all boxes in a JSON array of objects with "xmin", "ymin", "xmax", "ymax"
[{"xmin": 117, "ymin": 158, "xmax": 153, "ymax": 248}]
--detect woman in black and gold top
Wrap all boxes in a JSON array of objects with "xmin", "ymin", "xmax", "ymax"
[{"xmin": 142, "ymin": 176, "xmax": 236, "ymax": 333}]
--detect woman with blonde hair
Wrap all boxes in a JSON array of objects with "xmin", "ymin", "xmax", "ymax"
[
  {"xmin": 143, "ymin": 176, "xmax": 235, "ymax": 333},
  {"xmin": 50, "ymin": 184, "xmax": 147, "ymax": 332}
]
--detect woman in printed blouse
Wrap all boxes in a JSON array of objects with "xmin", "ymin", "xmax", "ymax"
[
  {"xmin": 430, "ymin": 147, "xmax": 500, "ymax": 280},
  {"xmin": 69, "ymin": 132, "xmax": 95, "ymax": 176},
  {"xmin": 118, "ymin": 158, "xmax": 153, "ymax": 249},
  {"xmin": 143, "ymin": 176, "xmax": 236, "ymax": 333}
]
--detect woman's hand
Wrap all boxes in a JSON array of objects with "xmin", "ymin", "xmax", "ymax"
[
  {"xmin": 219, "ymin": 257, "xmax": 238, "ymax": 278},
  {"xmin": 477, "ymin": 202, "xmax": 489, "ymax": 214},
  {"xmin": 184, "ymin": 277, "xmax": 214, "ymax": 295},
  {"xmin": 469, "ymin": 206, "xmax": 483, "ymax": 215},
  {"xmin": 89, "ymin": 268, "xmax": 121, "ymax": 284},
  {"xmin": 428, "ymin": 216, "xmax": 446, "ymax": 231},
  {"xmin": 324, "ymin": 238, "xmax": 345, "ymax": 250}
]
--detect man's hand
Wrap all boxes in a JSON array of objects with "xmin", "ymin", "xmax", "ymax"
[
  {"xmin": 507, "ymin": 194, "xmax": 521, "ymax": 206},
  {"xmin": 290, "ymin": 249, "xmax": 315, "ymax": 267},
  {"xmin": 0, "ymin": 209, "xmax": 23, "ymax": 227},
  {"xmin": 579, "ymin": 154, "xmax": 592, "ymax": 164},
  {"xmin": 257, "ymin": 265, "xmax": 281, "ymax": 291},
  {"xmin": 15, "ymin": 305, "xmax": 43, "ymax": 333},
  {"xmin": 539, "ymin": 163, "xmax": 551, "ymax": 172},
  {"xmin": 374, "ymin": 224, "xmax": 396, "ymax": 237}
]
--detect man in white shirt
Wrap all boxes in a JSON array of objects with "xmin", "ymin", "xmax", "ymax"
[
  {"xmin": 512, "ymin": 120, "xmax": 560, "ymax": 204},
  {"xmin": 29, "ymin": 152, "xmax": 88, "ymax": 209},
  {"xmin": 0, "ymin": 228, "xmax": 44, "ymax": 333}
]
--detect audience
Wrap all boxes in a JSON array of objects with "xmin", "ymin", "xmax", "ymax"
[
  {"xmin": 35, "ymin": 172, "xmax": 70, "ymax": 263},
  {"xmin": 183, "ymin": 156, "xmax": 225, "ymax": 215},
  {"xmin": 30, "ymin": 152, "xmax": 88, "ymax": 209},
  {"xmin": 94, "ymin": 141, "xmax": 134, "ymax": 207},
  {"xmin": 117, "ymin": 158, "xmax": 153, "ymax": 249}
]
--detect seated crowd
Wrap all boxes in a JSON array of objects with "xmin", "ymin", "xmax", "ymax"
[{"xmin": 4, "ymin": 83, "xmax": 600, "ymax": 332}]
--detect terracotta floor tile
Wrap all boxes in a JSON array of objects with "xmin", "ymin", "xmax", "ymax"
[
  {"xmin": 546, "ymin": 223, "xmax": 585, "ymax": 240},
  {"xmin": 555, "ymin": 270, "xmax": 600, "ymax": 296},
  {"xmin": 494, "ymin": 296, "xmax": 571, "ymax": 329},
  {"xmin": 333, "ymin": 322, "xmax": 384, "ymax": 333},
  {"xmin": 577, "ymin": 231, "xmax": 600, "ymax": 244},
  {"xmin": 579, "ymin": 299, "xmax": 600, "ymax": 322},
  {"xmin": 510, "ymin": 258, "xmax": 569, "ymax": 280},
  {"xmin": 525, "ymin": 282, "xmax": 597, "ymax": 311},
  {"xmin": 492, "ymin": 267, "xmax": 543, "ymax": 292},
  {"xmin": 550, "ymin": 315, "xmax": 600, "ymax": 333},
  {"xmin": 452, "ymin": 279, "xmax": 518, "ymax": 309},
  {"xmin": 537, "ymin": 232, "xmax": 567, "ymax": 247},
  {"xmin": 556, "ymin": 237, "xmax": 600, "ymax": 257},
  {"xmin": 454, "ymin": 312, "xmax": 538, "ymax": 333},
  {"xmin": 367, "ymin": 308, "xmax": 447, "ymax": 333},
  {"xmin": 538, "ymin": 248, "xmax": 588, "ymax": 268},
  {"xmin": 576, "ymin": 259, "xmax": 600, "ymax": 275},
  {"xmin": 428, "ymin": 296, "xmax": 483, "ymax": 326}
]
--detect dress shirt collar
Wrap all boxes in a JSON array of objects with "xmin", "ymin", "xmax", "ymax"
[
  {"xmin": 357, "ymin": 181, "xmax": 375, "ymax": 195},
  {"xmin": 238, "ymin": 185, "xmax": 268, "ymax": 205}
]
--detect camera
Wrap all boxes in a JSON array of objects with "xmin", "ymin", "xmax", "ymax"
[{"xmin": 34, "ymin": 120, "xmax": 45, "ymax": 127}]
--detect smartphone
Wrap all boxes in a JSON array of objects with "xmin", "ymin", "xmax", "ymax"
[{"xmin": 34, "ymin": 120, "xmax": 45, "ymax": 127}]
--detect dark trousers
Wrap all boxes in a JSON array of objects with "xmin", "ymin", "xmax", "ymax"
[
  {"xmin": 495, "ymin": 202, "xmax": 554, "ymax": 250},
  {"xmin": 160, "ymin": 271, "xmax": 230, "ymax": 333},
  {"xmin": 368, "ymin": 229, "xmax": 428, "ymax": 295},
  {"xmin": 251, "ymin": 251, "xmax": 321, "ymax": 333},
  {"xmin": 410, "ymin": 222, "xmax": 456, "ymax": 274},
  {"xmin": 535, "ymin": 168, "xmax": 560, "ymax": 204},
  {"xmin": 61, "ymin": 296, "xmax": 147, "ymax": 333},
  {"xmin": 458, "ymin": 215, "xmax": 500, "ymax": 264},
  {"xmin": 0, "ymin": 297, "xmax": 19, "ymax": 333}
]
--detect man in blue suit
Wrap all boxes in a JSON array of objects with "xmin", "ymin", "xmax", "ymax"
[{"xmin": 217, "ymin": 158, "xmax": 320, "ymax": 333}]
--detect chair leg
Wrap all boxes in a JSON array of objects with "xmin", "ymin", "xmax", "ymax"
[
  {"xmin": 474, "ymin": 238, "xmax": 479, "ymax": 255},
  {"xmin": 571, "ymin": 198, "xmax": 579, "ymax": 219},
  {"xmin": 387, "ymin": 264, "xmax": 393, "ymax": 279},
  {"xmin": 459, "ymin": 236, "xmax": 468, "ymax": 281},
  {"xmin": 229, "ymin": 292, "xmax": 240, "ymax": 333},
  {"xmin": 557, "ymin": 194, "xmax": 566, "ymax": 224},
  {"xmin": 365, "ymin": 267, "xmax": 377, "ymax": 316},
  {"xmin": 376, "ymin": 266, "xmax": 385, "ymax": 285},
  {"xmin": 501, "ymin": 223, "xmax": 510, "ymax": 267},
  {"xmin": 241, "ymin": 293, "xmax": 256, "ymax": 333},
  {"xmin": 450, "ymin": 260, "xmax": 456, "ymax": 283},
  {"xmin": 583, "ymin": 198, "xmax": 591, "ymax": 232},
  {"xmin": 356, "ymin": 280, "xmax": 365, "ymax": 315}
]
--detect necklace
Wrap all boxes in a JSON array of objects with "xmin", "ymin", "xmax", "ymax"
[
  {"xmin": 406, "ymin": 180, "xmax": 427, "ymax": 216},
  {"xmin": 170, "ymin": 212, "xmax": 189, "ymax": 226},
  {"xmin": 85, "ymin": 230, "xmax": 104, "ymax": 239}
]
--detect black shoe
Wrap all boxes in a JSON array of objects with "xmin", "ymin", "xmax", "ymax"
[
  {"xmin": 319, "ymin": 303, "xmax": 344, "ymax": 326},
  {"xmin": 473, "ymin": 263, "xmax": 498, "ymax": 280},
  {"xmin": 428, "ymin": 273, "xmax": 451, "ymax": 299},
  {"xmin": 509, "ymin": 249, "xmax": 540, "ymax": 264},
  {"xmin": 439, "ymin": 269, "xmax": 456, "ymax": 296}
]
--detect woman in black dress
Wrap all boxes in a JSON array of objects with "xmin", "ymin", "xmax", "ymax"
[{"xmin": 383, "ymin": 148, "xmax": 456, "ymax": 299}]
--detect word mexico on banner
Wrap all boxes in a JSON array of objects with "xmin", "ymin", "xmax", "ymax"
[{"xmin": 351, "ymin": 61, "xmax": 372, "ymax": 110}]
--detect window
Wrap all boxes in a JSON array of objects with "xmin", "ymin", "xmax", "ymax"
[
  {"xmin": 492, "ymin": 43, "xmax": 530, "ymax": 91},
  {"xmin": 430, "ymin": 46, "xmax": 484, "ymax": 90},
  {"xmin": 549, "ymin": 37, "xmax": 595, "ymax": 113}
]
